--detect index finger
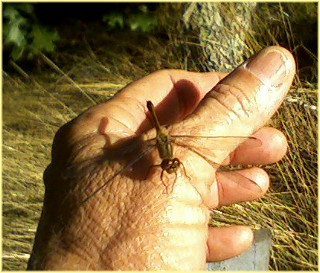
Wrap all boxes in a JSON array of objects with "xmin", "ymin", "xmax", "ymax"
[{"xmin": 67, "ymin": 70, "xmax": 227, "ymax": 141}]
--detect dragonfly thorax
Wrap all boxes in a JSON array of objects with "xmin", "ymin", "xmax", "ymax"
[{"xmin": 156, "ymin": 130, "xmax": 173, "ymax": 160}]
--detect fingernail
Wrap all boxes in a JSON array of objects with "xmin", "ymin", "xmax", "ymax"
[{"xmin": 245, "ymin": 47, "xmax": 292, "ymax": 87}]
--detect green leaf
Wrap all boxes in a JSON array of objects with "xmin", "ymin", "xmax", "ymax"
[
  {"xmin": 3, "ymin": 5, "xmax": 19, "ymax": 21},
  {"xmin": 128, "ymin": 14, "xmax": 157, "ymax": 32},
  {"xmin": 103, "ymin": 13, "xmax": 124, "ymax": 29},
  {"xmin": 30, "ymin": 24, "xmax": 60, "ymax": 56},
  {"xmin": 3, "ymin": 4, "xmax": 60, "ymax": 61},
  {"xmin": 4, "ymin": 19, "xmax": 27, "ymax": 47}
]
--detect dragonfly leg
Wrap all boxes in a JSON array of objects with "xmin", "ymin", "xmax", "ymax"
[
  {"xmin": 180, "ymin": 161, "xmax": 191, "ymax": 181},
  {"xmin": 170, "ymin": 172, "xmax": 178, "ymax": 193},
  {"xmin": 160, "ymin": 171, "xmax": 178, "ymax": 194},
  {"xmin": 145, "ymin": 163, "xmax": 178, "ymax": 194},
  {"xmin": 160, "ymin": 169, "xmax": 168, "ymax": 194},
  {"xmin": 145, "ymin": 164, "xmax": 171, "ymax": 193}
]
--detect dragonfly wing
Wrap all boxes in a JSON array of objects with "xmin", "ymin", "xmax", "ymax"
[
  {"xmin": 171, "ymin": 135, "xmax": 261, "ymax": 169},
  {"xmin": 82, "ymin": 143, "xmax": 156, "ymax": 204},
  {"xmin": 171, "ymin": 135, "xmax": 262, "ymax": 151},
  {"xmin": 61, "ymin": 137, "xmax": 157, "ymax": 204},
  {"xmin": 62, "ymin": 138, "xmax": 156, "ymax": 180}
]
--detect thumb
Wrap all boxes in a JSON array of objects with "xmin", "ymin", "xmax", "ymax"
[
  {"xmin": 172, "ymin": 46, "xmax": 295, "ymax": 163},
  {"xmin": 168, "ymin": 46, "xmax": 295, "ymax": 208}
]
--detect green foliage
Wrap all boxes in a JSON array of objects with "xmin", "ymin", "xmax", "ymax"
[
  {"xmin": 3, "ymin": 3, "xmax": 60, "ymax": 61},
  {"xmin": 103, "ymin": 12, "xmax": 125, "ymax": 29},
  {"xmin": 127, "ymin": 13, "xmax": 157, "ymax": 32},
  {"xmin": 103, "ymin": 4, "xmax": 158, "ymax": 33}
]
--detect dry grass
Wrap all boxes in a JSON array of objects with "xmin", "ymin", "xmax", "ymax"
[{"xmin": 2, "ymin": 3, "xmax": 317, "ymax": 270}]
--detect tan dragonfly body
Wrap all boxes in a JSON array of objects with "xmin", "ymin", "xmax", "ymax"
[{"xmin": 146, "ymin": 101, "xmax": 188, "ymax": 185}]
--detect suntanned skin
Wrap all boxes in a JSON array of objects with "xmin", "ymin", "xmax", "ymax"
[{"xmin": 28, "ymin": 46, "xmax": 295, "ymax": 270}]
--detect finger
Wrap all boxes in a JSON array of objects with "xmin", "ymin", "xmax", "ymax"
[
  {"xmin": 118, "ymin": 70, "xmax": 229, "ymax": 124},
  {"xmin": 216, "ymin": 167, "xmax": 269, "ymax": 207},
  {"xmin": 225, "ymin": 126, "xmax": 288, "ymax": 165},
  {"xmin": 68, "ymin": 70, "xmax": 228, "ymax": 140},
  {"xmin": 206, "ymin": 226, "xmax": 253, "ymax": 262},
  {"xmin": 173, "ymin": 46, "xmax": 295, "ymax": 166}
]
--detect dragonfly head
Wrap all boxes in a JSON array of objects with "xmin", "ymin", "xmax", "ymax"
[{"xmin": 161, "ymin": 158, "xmax": 180, "ymax": 174}]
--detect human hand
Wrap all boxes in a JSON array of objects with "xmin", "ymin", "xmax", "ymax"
[{"xmin": 28, "ymin": 46, "xmax": 295, "ymax": 270}]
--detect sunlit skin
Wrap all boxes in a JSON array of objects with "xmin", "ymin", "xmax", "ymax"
[{"xmin": 28, "ymin": 46, "xmax": 295, "ymax": 270}]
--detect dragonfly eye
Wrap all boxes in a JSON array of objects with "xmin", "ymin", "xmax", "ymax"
[
  {"xmin": 172, "ymin": 158, "xmax": 181, "ymax": 166},
  {"xmin": 167, "ymin": 165, "xmax": 178, "ymax": 174}
]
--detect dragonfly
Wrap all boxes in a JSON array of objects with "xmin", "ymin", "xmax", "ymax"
[
  {"xmin": 146, "ymin": 101, "xmax": 190, "ymax": 190},
  {"xmin": 80, "ymin": 100, "xmax": 262, "ymax": 203}
]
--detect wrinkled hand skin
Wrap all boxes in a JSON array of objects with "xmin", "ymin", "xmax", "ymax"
[{"xmin": 27, "ymin": 46, "xmax": 295, "ymax": 270}]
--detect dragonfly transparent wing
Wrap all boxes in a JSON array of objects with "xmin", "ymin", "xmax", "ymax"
[
  {"xmin": 171, "ymin": 134, "xmax": 261, "ymax": 164},
  {"xmin": 61, "ymin": 136, "xmax": 157, "ymax": 204},
  {"xmin": 171, "ymin": 134, "xmax": 263, "ymax": 192},
  {"xmin": 82, "ymin": 142, "xmax": 156, "ymax": 204},
  {"xmin": 171, "ymin": 134, "xmax": 261, "ymax": 150}
]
